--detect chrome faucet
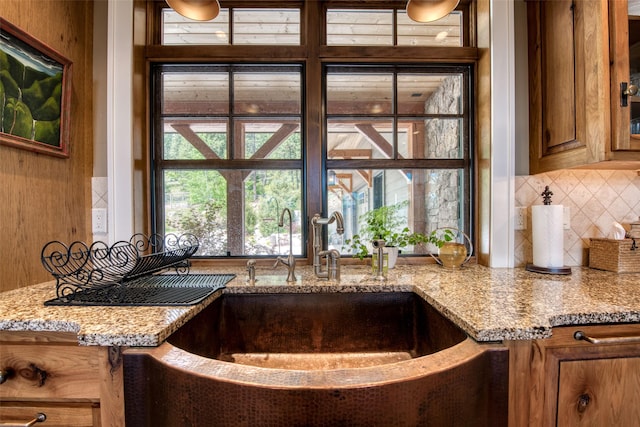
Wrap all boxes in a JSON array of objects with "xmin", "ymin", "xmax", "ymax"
[
  {"xmin": 274, "ymin": 208, "xmax": 296, "ymax": 282},
  {"xmin": 311, "ymin": 211, "xmax": 344, "ymax": 280}
]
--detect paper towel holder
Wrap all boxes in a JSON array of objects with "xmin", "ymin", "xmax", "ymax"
[{"xmin": 525, "ymin": 186, "xmax": 572, "ymax": 275}]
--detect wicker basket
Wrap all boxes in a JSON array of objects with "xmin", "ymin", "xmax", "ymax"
[{"xmin": 589, "ymin": 238, "xmax": 640, "ymax": 273}]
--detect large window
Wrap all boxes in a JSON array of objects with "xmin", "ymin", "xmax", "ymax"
[
  {"xmin": 150, "ymin": 2, "xmax": 474, "ymax": 260},
  {"xmin": 152, "ymin": 64, "xmax": 303, "ymax": 256},
  {"xmin": 325, "ymin": 65, "xmax": 471, "ymax": 255}
]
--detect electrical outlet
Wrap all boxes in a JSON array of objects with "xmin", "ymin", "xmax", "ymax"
[
  {"xmin": 515, "ymin": 207, "xmax": 527, "ymax": 230},
  {"xmin": 563, "ymin": 206, "xmax": 571, "ymax": 230},
  {"xmin": 92, "ymin": 208, "xmax": 108, "ymax": 234}
]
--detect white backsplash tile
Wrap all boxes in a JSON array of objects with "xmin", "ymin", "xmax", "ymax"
[
  {"xmin": 92, "ymin": 177, "xmax": 108, "ymax": 209},
  {"xmin": 514, "ymin": 170, "xmax": 640, "ymax": 267}
]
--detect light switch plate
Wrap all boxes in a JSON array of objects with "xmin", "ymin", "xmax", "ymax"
[{"xmin": 515, "ymin": 207, "xmax": 527, "ymax": 230}]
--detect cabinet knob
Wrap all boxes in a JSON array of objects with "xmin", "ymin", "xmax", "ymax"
[
  {"xmin": 0, "ymin": 368, "xmax": 15, "ymax": 384},
  {"xmin": 621, "ymin": 82, "xmax": 638, "ymax": 106},
  {"xmin": 577, "ymin": 393, "xmax": 591, "ymax": 413},
  {"xmin": 0, "ymin": 413, "xmax": 46, "ymax": 426}
]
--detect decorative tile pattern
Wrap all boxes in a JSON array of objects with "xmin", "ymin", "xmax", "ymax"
[
  {"xmin": 91, "ymin": 176, "xmax": 108, "ymax": 208},
  {"xmin": 515, "ymin": 170, "xmax": 640, "ymax": 267}
]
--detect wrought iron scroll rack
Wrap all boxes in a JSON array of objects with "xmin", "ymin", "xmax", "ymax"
[{"xmin": 40, "ymin": 233, "xmax": 215, "ymax": 305}]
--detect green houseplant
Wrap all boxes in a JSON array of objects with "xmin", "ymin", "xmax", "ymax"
[{"xmin": 344, "ymin": 202, "xmax": 455, "ymax": 261}]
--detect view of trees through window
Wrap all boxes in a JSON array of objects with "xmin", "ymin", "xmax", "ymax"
[{"xmin": 163, "ymin": 132, "xmax": 303, "ymax": 256}]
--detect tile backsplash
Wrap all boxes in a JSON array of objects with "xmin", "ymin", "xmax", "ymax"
[
  {"xmin": 92, "ymin": 176, "xmax": 108, "ymax": 209},
  {"xmin": 514, "ymin": 170, "xmax": 640, "ymax": 267}
]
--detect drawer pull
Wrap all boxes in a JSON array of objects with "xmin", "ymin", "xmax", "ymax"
[
  {"xmin": 0, "ymin": 368, "xmax": 15, "ymax": 384},
  {"xmin": 574, "ymin": 331, "xmax": 640, "ymax": 345},
  {"xmin": 0, "ymin": 413, "xmax": 46, "ymax": 427}
]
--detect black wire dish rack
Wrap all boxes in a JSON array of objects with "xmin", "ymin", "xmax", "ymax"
[{"xmin": 41, "ymin": 233, "xmax": 235, "ymax": 306}]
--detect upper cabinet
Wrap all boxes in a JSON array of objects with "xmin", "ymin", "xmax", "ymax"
[
  {"xmin": 527, "ymin": 0, "xmax": 640, "ymax": 174},
  {"xmin": 610, "ymin": 0, "xmax": 640, "ymax": 152}
]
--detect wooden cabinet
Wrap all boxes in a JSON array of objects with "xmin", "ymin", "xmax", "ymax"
[
  {"xmin": 556, "ymin": 355, "xmax": 640, "ymax": 425},
  {"xmin": 527, "ymin": 0, "xmax": 640, "ymax": 174},
  {"xmin": 508, "ymin": 324, "xmax": 640, "ymax": 427},
  {"xmin": 0, "ymin": 332, "xmax": 125, "ymax": 427},
  {"xmin": 609, "ymin": 0, "xmax": 640, "ymax": 152}
]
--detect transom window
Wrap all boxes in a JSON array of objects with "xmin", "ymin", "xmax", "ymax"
[
  {"xmin": 326, "ymin": 9, "xmax": 462, "ymax": 46},
  {"xmin": 150, "ymin": 1, "xmax": 474, "ymax": 260},
  {"xmin": 162, "ymin": 8, "xmax": 301, "ymax": 45}
]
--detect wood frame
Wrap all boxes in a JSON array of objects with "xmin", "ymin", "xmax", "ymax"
[{"xmin": 0, "ymin": 18, "xmax": 72, "ymax": 157}]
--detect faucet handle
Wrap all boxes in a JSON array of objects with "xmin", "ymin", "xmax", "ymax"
[
  {"xmin": 246, "ymin": 259, "xmax": 257, "ymax": 284},
  {"xmin": 273, "ymin": 257, "xmax": 283, "ymax": 269}
]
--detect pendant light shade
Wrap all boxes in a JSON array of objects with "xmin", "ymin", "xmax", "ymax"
[
  {"xmin": 166, "ymin": 0, "xmax": 220, "ymax": 21},
  {"xmin": 406, "ymin": 0, "xmax": 460, "ymax": 23}
]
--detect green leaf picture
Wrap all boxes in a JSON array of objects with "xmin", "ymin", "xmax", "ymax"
[{"xmin": 0, "ymin": 18, "xmax": 71, "ymax": 157}]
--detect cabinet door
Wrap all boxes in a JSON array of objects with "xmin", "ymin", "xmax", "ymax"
[
  {"xmin": 529, "ymin": 0, "xmax": 583, "ymax": 156},
  {"xmin": 527, "ymin": 0, "xmax": 610, "ymax": 173},
  {"xmin": 557, "ymin": 357, "xmax": 640, "ymax": 426},
  {"xmin": 609, "ymin": 0, "xmax": 640, "ymax": 152},
  {"xmin": 507, "ymin": 324, "xmax": 640, "ymax": 427}
]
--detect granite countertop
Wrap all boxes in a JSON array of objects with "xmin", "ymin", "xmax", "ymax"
[{"xmin": 1, "ymin": 264, "xmax": 639, "ymax": 346}]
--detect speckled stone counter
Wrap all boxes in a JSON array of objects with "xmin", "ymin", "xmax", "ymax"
[{"xmin": 1, "ymin": 264, "xmax": 639, "ymax": 346}]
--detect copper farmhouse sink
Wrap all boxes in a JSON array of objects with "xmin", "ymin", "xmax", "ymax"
[
  {"xmin": 168, "ymin": 292, "xmax": 467, "ymax": 367},
  {"xmin": 124, "ymin": 292, "xmax": 508, "ymax": 426}
]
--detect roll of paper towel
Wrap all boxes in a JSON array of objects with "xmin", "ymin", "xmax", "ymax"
[{"xmin": 531, "ymin": 205, "xmax": 564, "ymax": 268}]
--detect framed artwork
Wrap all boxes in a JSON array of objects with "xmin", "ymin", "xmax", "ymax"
[{"xmin": 0, "ymin": 18, "xmax": 72, "ymax": 157}]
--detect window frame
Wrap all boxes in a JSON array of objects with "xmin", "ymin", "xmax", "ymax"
[
  {"xmin": 324, "ymin": 64, "xmax": 474, "ymax": 245},
  {"xmin": 151, "ymin": 63, "xmax": 305, "ymax": 257},
  {"xmin": 146, "ymin": 0, "xmax": 478, "ymax": 262}
]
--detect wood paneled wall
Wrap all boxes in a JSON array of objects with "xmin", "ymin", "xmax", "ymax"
[{"xmin": 0, "ymin": 0, "xmax": 94, "ymax": 291}]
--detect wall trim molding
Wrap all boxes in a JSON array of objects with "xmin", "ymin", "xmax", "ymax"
[{"xmin": 107, "ymin": 0, "xmax": 134, "ymax": 243}]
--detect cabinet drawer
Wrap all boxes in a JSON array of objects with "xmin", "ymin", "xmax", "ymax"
[
  {"xmin": 0, "ymin": 344, "xmax": 100, "ymax": 400},
  {"xmin": 0, "ymin": 402, "xmax": 98, "ymax": 427}
]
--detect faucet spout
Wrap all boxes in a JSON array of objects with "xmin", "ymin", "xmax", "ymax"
[
  {"xmin": 278, "ymin": 208, "xmax": 295, "ymax": 256},
  {"xmin": 275, "ymin": 208, "xmax": 296, "ymax": 282},
  {"xmin": 312, "ymin": 211, "xmax": 344, "ymax": 230}
]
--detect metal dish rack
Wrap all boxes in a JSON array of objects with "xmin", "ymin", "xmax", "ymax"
[{"xmin": 41, "ymin": 233, "xmax": 234, "ymax": 306}]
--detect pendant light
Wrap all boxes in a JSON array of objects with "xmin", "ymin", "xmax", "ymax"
[
  {"xmin": 166, "ymin": 0, "xmax": 220, "ymax": 21},
  {"xmin": 406, "ymin": 0, "xmax": 460, "ymax": 23}
]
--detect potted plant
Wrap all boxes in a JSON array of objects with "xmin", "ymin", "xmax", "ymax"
[{"xmin": 344, "ymin": 202, "xmax": 455, "ymax": 267}]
